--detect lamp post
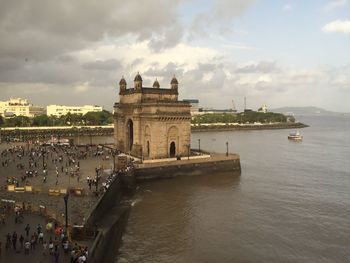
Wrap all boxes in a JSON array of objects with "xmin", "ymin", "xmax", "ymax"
[
  {"xmin": 63, "ymin": 192, "xmax": 69, "ymax": 231},
  {"xmin": 198, "ymin": 139, "xmax": 201, "ymax": 153},
  {"xmin": 187, "ymin": 144, "xmax": 190, "ymax": 160},
  {"xmin": 42, "ymin": 149, "xmax": 45, "ymax": 168},
  {"xmin": 226, "ymin": 141, "xmax": 229, "ymax": 156},
  {"xmin": 95, "ymin": 168, "xmax": 99, "ymax": 193}
]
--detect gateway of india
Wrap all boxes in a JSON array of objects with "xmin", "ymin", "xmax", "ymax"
[{"xmin": 113, "ymin": 73, "xmax": 191, "ymax": 159}]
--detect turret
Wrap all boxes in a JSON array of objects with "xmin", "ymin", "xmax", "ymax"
[
  {"xmin": 134, "ymin": 72, "xmax": 142, "ymax": 90},
  {"xmin": 119, "ymin": 76, "xmax": 127, "ymax": 92},
  {"xmin": 170, "ymin": 75, "xmax": 178, "ymax": 90},
  {"xmin": 153, "ymin": 78, "xmax": 160, "ymax": 88}
]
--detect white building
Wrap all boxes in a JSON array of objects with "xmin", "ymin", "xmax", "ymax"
[
  {"xmin": 258, "ymin": 105, "xmax": 268, "ymax": 113},
  {"xmin": 47, "ymin": 104, "xmax": 103, "ymax": 117},
  {"xmin": 0, "ymin": 98, "xmax": 45, "ymax": 118}
]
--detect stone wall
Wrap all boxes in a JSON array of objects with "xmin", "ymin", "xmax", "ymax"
[
  {"xmin": 85, "ymin": 176, "xmax": 123, "ymax": 227},
  {"xmin": 88, "ymin": 206, "xmax": 130, "ymax": 263},
  {"xmin": 135, "ymin": 158, "xmax": 241, "ymax": 180}
]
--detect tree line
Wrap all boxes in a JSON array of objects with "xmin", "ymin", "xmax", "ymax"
[
  {"xmin": 192, "ymin": 111, "xmax": 295, "ymax": 124},
  {"xmin": 0, "ymin": 110, "xmax": 113, "ymax": 127}
]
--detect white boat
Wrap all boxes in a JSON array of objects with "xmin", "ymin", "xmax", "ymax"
[{"xmin": 288, "ymin": 131, "xmax": 303, "ymax": 141}]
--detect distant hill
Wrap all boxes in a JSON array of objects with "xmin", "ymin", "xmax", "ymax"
[{"xmin": 270, "ymin": 106, "xmax": 348, "ymax": 116}]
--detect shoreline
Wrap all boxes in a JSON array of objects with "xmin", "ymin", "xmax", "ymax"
[
  {"xmin": 191, "ymin": 122, "xmax": 308, "ymax": 132},
  {"xmin": 0, "ymin": 122, "xmax": 308, "ymax": 141}
]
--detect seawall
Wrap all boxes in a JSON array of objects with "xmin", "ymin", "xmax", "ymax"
[
  {"xmin": 73, "ymin": 171, "xmax": 134, "ymax": 263},
  {"xmin": 135, "ymin": 154, "xmax": 241, "ymax": 180}
]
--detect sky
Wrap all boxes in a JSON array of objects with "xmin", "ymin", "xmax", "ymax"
[{"xmin": 0, "ymin": 0, "xmax": 349, "ymax": 112}]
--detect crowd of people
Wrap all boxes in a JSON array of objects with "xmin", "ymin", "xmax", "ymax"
[{"xmin": 0, "ymin": 143, "xmax": 115, "ymax": 192}]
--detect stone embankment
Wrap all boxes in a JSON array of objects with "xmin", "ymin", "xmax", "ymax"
[
  {"xmin": 191, "ymin": 122, "xmax": 308, "ymax": 132},
  {"xmin": 135, "ymin": 153, "xmax": 241, "ymax": 180}
]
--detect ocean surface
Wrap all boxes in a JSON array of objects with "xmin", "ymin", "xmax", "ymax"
[{"xmin": 116, "ymin": 115, "xmax": 350, "ymax": 263}]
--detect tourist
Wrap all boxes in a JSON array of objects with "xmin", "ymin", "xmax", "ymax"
[
  {"xmin": 25, "ymin": 223, "xmax": 30, "ymax": 236},
  {"xmin": 63, "ymin": 239, "xmax": 69, "ymax": 253},
  {"xmin": 49, "ymin": 239, "xmax": 54, "ymax": 255},
  {"xmin": 54, "ymin": 246, "xmax": 60, "ymax": 263},
  {"xmin": 38, "ymin": 231, "xmax": 44, "ymax": 244},
  {"xmin": 19, "ymin": 234, "xmax": 24, "ymax": 249},
  {"xmin": 42, "ymin": 240, "xmax": 47, "ymax": 256},
  {"xmin": 12, "ymin": 231, "xmax": 17, "ymax": 250},
  {"xmin": 37, "ymin": 223, "xmax": 42, "ymax": 234},
  {"xmin": 24, "ymin": 240, "xmax": 30, "ymax": 255},
  {"xmin": 30, "ymin": 234, "xmax": 36, "ymax": 250}
]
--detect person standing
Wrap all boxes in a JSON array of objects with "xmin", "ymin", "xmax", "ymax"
[
  {"xmin": 24, "ymin": 240, "xmax": 30, "ymax": 255},
  {"xmin": 19, "ymin": 234, "xmax": 24, "ymax": 249},
  {"xmin": 25, "ymin": 223, "xmax": 30, "ymax": 236},
  {"xmin": 12, "ymin": 231, "xmax": 17, "ymax": 250}
]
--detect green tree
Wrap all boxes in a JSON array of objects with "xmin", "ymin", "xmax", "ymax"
[{"xmin": 33, "ymin": 114, "xmax": 50, "ymax": 126}]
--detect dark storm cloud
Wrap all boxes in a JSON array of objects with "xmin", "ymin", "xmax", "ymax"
[
  {"xmin": 0, "ymin": 0, "xmax": 183, "ymax": 61},
  {"xmin": 0, "ymin": 0, "xmax": 184, "ymax": 88}
]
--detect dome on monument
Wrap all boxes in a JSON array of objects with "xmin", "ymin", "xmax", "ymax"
[
  {"xmin": 134, "ymin": 72, "xmax": 143, "ymax": 82},
  {"xmin": 119, "ymin": 76, "xmax": 126, "ymax": 85},
  {"xmin": 153, "ymin": 79, "xmax": 160, "ymax": 88},
  {"xmin": 170, "ymin": 75, "xmax": 178, "ymax": 85}
]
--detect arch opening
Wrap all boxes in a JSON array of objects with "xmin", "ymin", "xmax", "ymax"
[
  {"xmin": 127, "ymin": 119, "xmax": 133, "ymax": 152},
  {"xmin": 170, "ymin": 141, "xmax": 176, "ymax": 157}
]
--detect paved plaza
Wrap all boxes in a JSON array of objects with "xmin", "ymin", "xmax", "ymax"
[
  {"xmin": 0, "ymin": 142, "xmax": 118, "ymax": 226},
  {"xmin": 0, "ymin": 212, "xmax": 71, "ymax": 262}
]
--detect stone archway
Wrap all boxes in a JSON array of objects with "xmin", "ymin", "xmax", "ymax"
[
  {"xmin": 144, "ymin": 125, "xmax": 151, "ymax": 157},
  {"xmin": 167, "ymin": 126, "xmax": 179, "ymax": 157},
  {"xmin": 126, "ymin": 119, "xmax": 133, "ymax": 151},
  {"xmin": 169, "ymin": 141, "xmax": 176, "ymax": 157}
]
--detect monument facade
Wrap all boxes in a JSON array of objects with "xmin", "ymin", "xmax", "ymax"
[{"xmin": 113, "ymin": 73, "xmax": 191, "ymax": 159}]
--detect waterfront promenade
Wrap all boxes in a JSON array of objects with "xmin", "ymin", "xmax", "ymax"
[{"xmin": 0, "ymin": 142, "xmax": 115, "ymax": 225}]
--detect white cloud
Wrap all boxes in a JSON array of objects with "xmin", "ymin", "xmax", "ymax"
[
  {"xmin": 322, "ymin": 20, "xmax": 350, "ymax": 34},
  {"xmin": 323, "ymin": 0, "xmax": 348, "ymax": 11}
]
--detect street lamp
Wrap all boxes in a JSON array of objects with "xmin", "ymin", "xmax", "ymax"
[
  {"xmin": 42, "ymin": 149, "xmax": 45, "ymax": 168},
  {"xmin": 95, "ymin": 168, "xmax": 99, "ymax": 193},
  {"xmin": 226, "ymin": 142, "xmax": 229, "ymax": 156},
  {"xmin": 187, "ymin": 144, "xmax": 190, "ymax": 160},
  {"xmin": 63, "ymin": 192, "xmax": 69, "ymax": 231},
  {"xmin": 198, "ymin": 139, "xmax": 201, "ymax": 153},
  {"xmin": 112, "ymin": 149, "xmax": 117, "ymax": 172}
]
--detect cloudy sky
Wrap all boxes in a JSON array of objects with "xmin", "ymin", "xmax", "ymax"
[{"xmin": 0, "ymin": 0, "xmax": 349, "ymax": 112}]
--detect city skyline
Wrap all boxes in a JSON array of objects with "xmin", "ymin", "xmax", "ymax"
[{"xmin": 0, "ymin": 0, "xmax": 350, "ymax": 112}]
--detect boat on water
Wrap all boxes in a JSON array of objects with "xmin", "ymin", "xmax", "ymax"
[{"xmin": 288, "ymin": 131, "xmax": 303, "ymax": 141}]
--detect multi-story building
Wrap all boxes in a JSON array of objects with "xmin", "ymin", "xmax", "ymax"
[
  {"xmin": 47, "ymin": 104, "xmax": 103, "ymax": 117},
  {"xmin": 0, "ymin": 98, "xmax": 45, "ymax": 118}
]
